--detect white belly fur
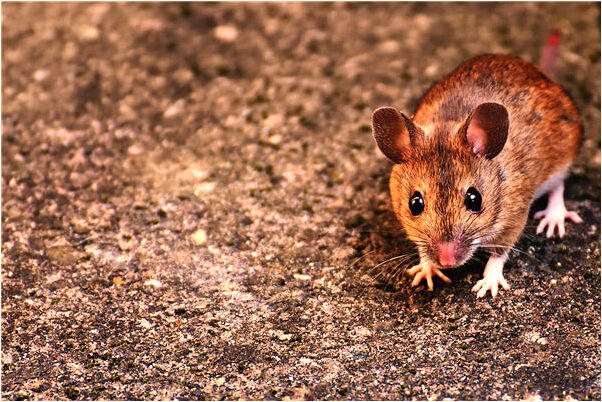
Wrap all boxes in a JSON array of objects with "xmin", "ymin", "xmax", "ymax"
[{"xmin": 532, "ymin": 164, "xmax": 570, "ymax": 201}]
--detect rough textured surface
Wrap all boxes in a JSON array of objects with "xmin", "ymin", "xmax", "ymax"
[{"xmin": 1, "ymin": 3, "xmax": 600, "ymax": 400}]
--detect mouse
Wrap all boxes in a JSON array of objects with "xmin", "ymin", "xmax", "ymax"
[{"xmin": 370, "ymin": 54, "xmax": 583, "ymax": 297}]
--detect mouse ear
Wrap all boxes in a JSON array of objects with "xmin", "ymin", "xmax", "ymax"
[
  {"xmin": 371, "ymin": 107, "xmax": 420, "ymax": 163},
  {"xmin": 465, "ymin": 103, "xmax": 509, "ymax": 159}
]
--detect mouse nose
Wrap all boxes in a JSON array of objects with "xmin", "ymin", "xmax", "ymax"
[{"xmin": 437, "ymin": 241, "xmax": 458, "ymax": 268}]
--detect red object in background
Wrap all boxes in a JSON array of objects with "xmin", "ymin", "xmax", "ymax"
[
  {"xmin": 547, "ymin": 28, "xmax": 561, "ymax": 46},
  {"xmin": 541, "ymin": 29, "xmax": 561, "ymax": 79}
]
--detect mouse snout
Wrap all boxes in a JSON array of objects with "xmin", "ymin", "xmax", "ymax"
[{"xmin": 436, "ymin": 241, "xmax": 459, "ymax": 268}]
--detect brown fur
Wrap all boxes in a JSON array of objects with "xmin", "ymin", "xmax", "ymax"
[{"xmin": 380, "ymin": 54, "xmax": 582, "ymax": 266}]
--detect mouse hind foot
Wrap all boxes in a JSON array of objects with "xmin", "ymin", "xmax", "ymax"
[
  {"xmin": 534, "ymin": 180, "xmax": 582, "ymax": 238},
  {"xmin": 407, "ymin": 259, "xmax": 451, "ymax": 291}
]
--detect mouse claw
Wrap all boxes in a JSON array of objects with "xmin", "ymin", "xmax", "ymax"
[{"xmin": 407, "ymin": 261, "xmax": 451, "ymax": 291}]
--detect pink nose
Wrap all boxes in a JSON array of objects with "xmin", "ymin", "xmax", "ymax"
[{"xmin": 437, "ymin": 241, "xmax": 457, "ymax": 268}]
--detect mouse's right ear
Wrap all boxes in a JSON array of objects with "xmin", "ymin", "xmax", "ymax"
[
  {"xmin": 371, "ymin": 107, "xmax": 420, "ymax": 163},
  {"xmin": 464, "ymin": 103, "xmax": 509, "ymax": 159}
]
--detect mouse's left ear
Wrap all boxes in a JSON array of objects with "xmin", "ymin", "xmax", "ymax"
[
  {"xmin": 464, "ymin": 103, "xmax": 509, "ymax": 159},
  {"xmin": 371, "ymin": 107, "xmax": 422, "ymax": 163}
]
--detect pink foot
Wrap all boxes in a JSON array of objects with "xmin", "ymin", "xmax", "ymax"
[
  {"xmin": 534, "ymin": 181, "xmax": 582, "ymax": 238},
  {"xmin": 407, "ymin": 259, "xmax": 451, "ymax": 291},
  {"xmin": 472, "ymin": 253, "xmax": 510, "ymax": 298}
]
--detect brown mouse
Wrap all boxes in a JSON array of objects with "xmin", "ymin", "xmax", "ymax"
[{"xmin": 371, "ymin": 54, "xmax": 583, "ymax": 297}]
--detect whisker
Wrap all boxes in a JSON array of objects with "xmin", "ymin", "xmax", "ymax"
[
  {"xmin": 475, "ymin": 243, "xmax": 543, "ymax": 264},
  {"xmin": 368, "ymin": 254, "xmax": 416, "ymax": 271},
  {"xmin": 354, "ymin": 249, "xmax": 419, "ymax": 298},
  {"xmin": 345, "ymin": 250, "xmax": 377, "ymax": 271}
]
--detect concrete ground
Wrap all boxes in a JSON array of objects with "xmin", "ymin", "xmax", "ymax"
[{"xmin": 2, "ymin": 2, "xmax": 600, "ymax": 400}]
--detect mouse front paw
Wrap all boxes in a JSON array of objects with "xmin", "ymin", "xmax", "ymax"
[
  {"xmin": 472, "ymin": 253, "xmax": 510, "ymax": 298},
  {"xmin": 407, "ymin": 261, "xmax": 451, "ymax": 291},
  {"xmin": 472, "ymin": 274, "xmax": 510, "ymax": 298}
]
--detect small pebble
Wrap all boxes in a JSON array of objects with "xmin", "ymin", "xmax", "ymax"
[
  {"xmin": 46, "ymin": 272, "xmax": 62, "ymax": 284},
  {"xmin": 268, "ymin": 134, "xmax": 283, "ymax": 145},
  {"xmin": 118, "ymin": 233, "xmax": 135, "ymax": 251},
  {"xmin": 293, "ymin": 274, "xmax": 311, "ymax": 282},
  {"xmin": 194, "ymin": 182, "xmax": 216, "ymax": 197},
  {"xmin": 163, "ymin": 99, "xmax": 185, "ymax": 119},
  {"xmin": 191, "ymin": 229, "xmax": 207, "ymax": 245},
  {"xmin": 46, "ymin": 245, "xmax": 86, "ymax": 265},
  {"xmin": 213, "ymin": 25, "xmax": 238, "ymax": 42},
  {"xmin": 355, "ymin": 327, "xmax": 372, "ymax": 337},
  {"xmin": 378, "ymin": 40, "xmax": 400, "ymax": 54},
  {"xmin": 184, "ymin": 167, "xmax": 209, "ymax": 181},
  {"xmin": 119, "ymin": 103, "xmax": 138, "ymax": 122},
  {"xmin": 62, "ymin": 42, "xmax": 78, "ymax": 59},
  {"xmin": 173, "ymin": 68, "xmax": 193, "ymax": 85},
  {"xmin": 33, "ymin": 69, "xmax": 50, "ymax": 82},
  {"xmin": 127, "ymin": 144, "xmax": 145, "ymax": 156},
  {"xmin": 425, "ymin": 64, "xmax": 438, "ymax": 77},
  {"xmin": 263, "ymin": 114, "xmax": 284, "ymax": 130},
  {"xmin": 282, "ymin": 171, "xmax": 296, "ymax": 183},
  {"xmin": 69, "ymin": 171, "xmax": 89, "ymax": 188},
  {"xmin": 80, "ymin": 25, "xmax": 100, "ymax": 41},
  {"xmin": 112, "ymin": 276, "xmax": 125, "ymax": 286},
  {"xmin": 144, "ymin": 279, "xmax": 162, "ymax": 288}
]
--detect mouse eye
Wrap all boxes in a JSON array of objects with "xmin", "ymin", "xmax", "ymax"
[
  {"xmin": 409, "ymin": 191, "xmax": 424, "ymax": 216},
  {"xmin": 465, "ymin": 187, "xmax": 482, "ymax": 212}
]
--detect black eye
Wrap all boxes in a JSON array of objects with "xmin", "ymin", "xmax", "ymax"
[
  {"xmin": 465, "ymin": 187, "xmax": 482, "ymax": 212},
  {"xmin": 409, "ymin": 191, "xmax": 424, "ymax": 216}
]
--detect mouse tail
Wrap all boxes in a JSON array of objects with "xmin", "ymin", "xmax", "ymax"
[{"xmin": 540, "ymin": 28, "xmax": 561, "ymax": 79}]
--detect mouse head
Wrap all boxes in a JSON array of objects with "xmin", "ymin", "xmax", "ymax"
[{"xmin": 372, "ymin": 103, "xmax": 508, "ymax": 269}]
